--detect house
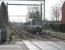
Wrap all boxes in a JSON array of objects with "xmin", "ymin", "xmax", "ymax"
[{"xmin": 62, "ymin": 2, "xmax": 65, "ymax": 32}]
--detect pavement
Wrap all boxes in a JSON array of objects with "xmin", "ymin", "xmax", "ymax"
[
  {"xmin": 0, "ymin": 38, "xmax": 65, "ymax": 50},
  {"xmin": 0, "ymin": 41, "xmax": 29, "ymax": 50}
]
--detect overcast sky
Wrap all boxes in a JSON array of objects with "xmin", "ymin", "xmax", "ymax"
[
  {"xmin": 4, "ymin": 0, "xmax": 64, "ymax": 22},
  {"xmin": 7, "ymin": 1, "xmax": 41, "ymax": 22},
  {"xmin": 45, "ymin": 0, "xmax": 63, "ymax": 21}
]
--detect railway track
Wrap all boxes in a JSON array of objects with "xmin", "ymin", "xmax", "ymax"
[
  {"xmin": 40, "ymin": 32, "xmax": 65, "ymax": 41},
  {"xmin": 16, "ymin": 28, "xmax": 43, "ymax": 50},
  {"xmin": 14, "ymin": 26, "xmax": 65, "ymax": 50},
  {"xmin": 16, "ymin": 28, "xmax": 65, "ymax": 50},
  {"xmin": 15, "ymin": 26, "xmax": 65, "ymax": 41},
  {"xmin": 12, "ymin": 24, "xmax": 65, "ymax": 41}
]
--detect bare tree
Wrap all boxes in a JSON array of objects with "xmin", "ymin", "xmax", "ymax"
[
  {"xmin": 51, "ymin": 0, "xmax": 64, "ymax": 23},
  {"xmin": 51, "ymin": 6, "xmax": 60, "ymax": 23},
  {"xmin": 27, "ymin": 7, "xmax": 40, "ymax": 19}
]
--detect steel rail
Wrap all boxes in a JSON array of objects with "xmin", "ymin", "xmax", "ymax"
[
  {"xmin": 15, "ymin": 25, "xmax": 65, "ymax": 41},
  {"xmin": 16, "ymin": 29, "xmax": 43, "ymax": 50},
  {"xmin": 40, "ymin": 32, "xmax": 65, "ymax": 40},
  {"xmin": 15, "ymin": 26, "xmax": 65, "ymax": 50}
]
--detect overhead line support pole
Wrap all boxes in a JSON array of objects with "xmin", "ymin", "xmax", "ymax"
[{"xmin": 7, "ymin": 4, "xmax": 40, "ymax": 6}]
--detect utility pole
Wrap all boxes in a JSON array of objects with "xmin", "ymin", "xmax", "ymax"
[
  {"xmin": 40, "ymin": 2, "xmax": 42, "ymax": 19},
  {"xmin": 40, "ymin": 0, "xmax": 45, "ymax": 33},
  {"xmin": 44, "ymin": 0, "xmax": 45, "ymax": 32}
]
